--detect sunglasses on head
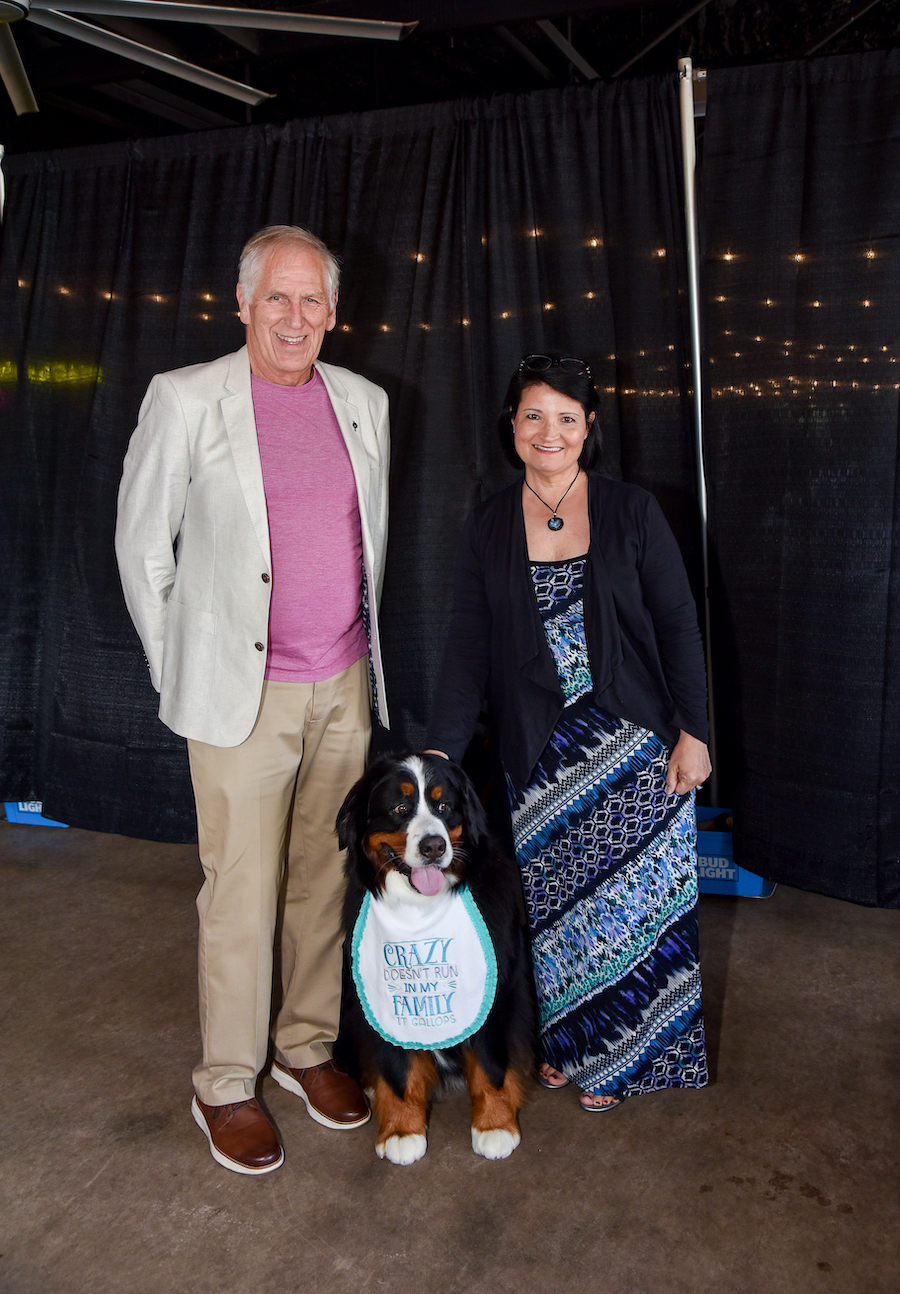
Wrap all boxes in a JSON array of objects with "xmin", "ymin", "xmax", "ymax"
[{"xmin": 519, "ymin": 353, "xmax": 592, "ymax": 379}]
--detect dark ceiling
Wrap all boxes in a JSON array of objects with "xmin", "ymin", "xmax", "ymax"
[{"xmin": 3, "ymin": 0, "xmax": 900, "ymax": 154}]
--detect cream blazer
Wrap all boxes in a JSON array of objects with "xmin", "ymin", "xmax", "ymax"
[{"xmin": 115, "ymin": 346, "xmax": 390, "ymax": 746}]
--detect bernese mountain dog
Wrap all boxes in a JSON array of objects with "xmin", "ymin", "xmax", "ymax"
[{"xmin": 337, "ymin": 752, "xmax": 534, "ymax": 1165}]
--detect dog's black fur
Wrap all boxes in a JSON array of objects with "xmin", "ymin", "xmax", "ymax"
[{"xmin": 337, "ymin": 752, "xmax": 535, "ymax": 1162}]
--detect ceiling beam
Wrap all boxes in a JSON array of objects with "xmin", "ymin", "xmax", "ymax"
[
  {"xmin": 535, "ymin": 18, "xmax": 598, "ymax": 80},
  {"xmin": 209, "ymin": 22, "xmax": 258, "ymax": 55},
  {"xmin": 611, "ymin": 0, "xmax": 714, "ymax": 78},
  {"xmin": 494, "ymin": 23, "xmax": 553, "ymax": 82},
  {"xmin": 804, "ymin": 0, "xmax": 886, "ymax": 55}
]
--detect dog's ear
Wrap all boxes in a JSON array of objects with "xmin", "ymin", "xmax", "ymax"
[
  {"xmin": 451, "ymin": 760, "xmax": 490, "ymax": 847},
  {"xmin": 336, "ymin": 778, "xmax": 365, "ymax": 854}
]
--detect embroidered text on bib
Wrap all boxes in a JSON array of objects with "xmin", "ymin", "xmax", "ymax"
[{"xmin": 351, "ymin": 885, "xmax": 498, "ymax": 1049}]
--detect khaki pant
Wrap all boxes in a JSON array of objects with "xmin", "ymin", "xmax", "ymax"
[{"xmin": 187, "ymin": 658, "xmax": 370, "ymax": 1105}]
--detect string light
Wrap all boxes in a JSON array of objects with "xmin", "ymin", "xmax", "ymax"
[{"xmin": 12, "ymin": 234, "xmax": 896, "ymax": 405}]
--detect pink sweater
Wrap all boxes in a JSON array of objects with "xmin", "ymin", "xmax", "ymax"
[{"xmin": 252, "ymin": 370, "xmax": 368, "ymax": 682}]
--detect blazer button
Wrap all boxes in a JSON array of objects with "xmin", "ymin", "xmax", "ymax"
[
  {"xmin": 255, "ymin": 642, "xmax": 265, "ymax": 651},
  {"xmin": 261, "ymin": 573, "xmax": 270, "ymax": 583}
]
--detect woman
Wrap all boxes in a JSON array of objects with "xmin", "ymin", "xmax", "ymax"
[{"xmin": 426, "ymin": 353, "xmax": 711, "ymax": 1112}]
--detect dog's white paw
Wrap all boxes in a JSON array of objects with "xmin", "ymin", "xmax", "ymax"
[
  {"xmin": 471, "ymin": 1127, "xmax": 521, "ymax": 1160},
  {"xmin": 376, "ymin": 1133, "xmax": 428, "ymax": 1165}
]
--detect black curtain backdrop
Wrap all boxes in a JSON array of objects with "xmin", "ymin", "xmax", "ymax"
[
  {"xmin": 0, "ymin": 78, "xmax": 698, "ymax": 845},
  {"xmin": 701, "ymin": 53, "xmax": 900, "ymax": 906},
  {"xmin": 1, "ymin": 56, "xmax": 897, "ymax": 905}
]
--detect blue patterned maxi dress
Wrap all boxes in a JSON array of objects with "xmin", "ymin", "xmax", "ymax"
[{"xmin": 508, "ymin": 556, "xmax": 708, "ymax": 1099}]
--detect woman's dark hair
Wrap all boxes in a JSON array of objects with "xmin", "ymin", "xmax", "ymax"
[{"xmin": 497, "ymin": 353, "xmax": 602, "ymax": 471}]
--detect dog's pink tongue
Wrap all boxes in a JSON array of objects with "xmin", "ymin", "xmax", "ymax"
[{"xmin": 410, "ymin": 865, "xmax": 444, "ymax": 896}]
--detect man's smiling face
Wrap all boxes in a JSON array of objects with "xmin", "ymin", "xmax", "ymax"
[{"xmin": 237, "ymin": 242, "xmax": 337, "ymax": 386}]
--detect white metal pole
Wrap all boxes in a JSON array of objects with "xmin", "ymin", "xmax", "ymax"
[{"xmin": 678, "ymin": 56, "xmax": 718, "ymax": 802}]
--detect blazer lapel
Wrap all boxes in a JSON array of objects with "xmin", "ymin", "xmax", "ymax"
[{"xmin": 220, "ymin": 346, "xmax": 271, "ymax": 566}]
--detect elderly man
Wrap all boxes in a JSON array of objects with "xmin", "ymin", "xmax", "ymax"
[{"xmin": 116, "ymin": 225, "xmax": 389, "ymax": 1174}]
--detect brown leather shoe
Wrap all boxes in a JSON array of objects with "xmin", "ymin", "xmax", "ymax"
[
  {"xmin": 191, "ymin": 1096, "xmax": 284, "ymax": 1175},
  {"xmin": 271, "ymin": 1059, "xmax": 371, "ymax": 1129}
]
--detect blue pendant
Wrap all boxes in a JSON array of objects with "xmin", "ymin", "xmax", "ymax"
[{"xmin": 548, "ymin": 515, "xmax": 564, "ymax": 531}]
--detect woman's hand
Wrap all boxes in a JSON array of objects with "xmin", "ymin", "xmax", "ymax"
[
  {"xmin": 423, "ymin": 749, "xmax": 449, "ymax": 759},
  {"xmin": 666, "ymin": 731, "xmax": 711, "ymax": 796}
]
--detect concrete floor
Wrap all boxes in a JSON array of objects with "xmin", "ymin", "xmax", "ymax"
[{"xmin": 1, "ymin": 815, "xmax": 898, "ymax": 1294}]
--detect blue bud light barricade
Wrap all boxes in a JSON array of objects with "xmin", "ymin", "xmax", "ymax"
[
  {"xmin": 4, "ymin": 801, "xmax": 69, "ymax": 828},
  {"xmin": 696, "ymin": 807, "xmax": 775, "ymax": 898}
]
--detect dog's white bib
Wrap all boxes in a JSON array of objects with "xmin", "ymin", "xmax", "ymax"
[{"xmin": 351, "ymin": 885, "xmax": 498, "ymax": 1049}]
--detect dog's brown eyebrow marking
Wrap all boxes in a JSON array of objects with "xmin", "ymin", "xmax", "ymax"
[
  {"xmin": 399, "ymin": 782, "xmax": 415, "ymax": 797},
  {"xmin": 429, "ymin": 785, "xmax": 443, "ymax": 800}
]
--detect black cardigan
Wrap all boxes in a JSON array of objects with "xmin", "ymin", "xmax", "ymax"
[{"xmin": 426, "ymin": 472, "xmax": 709, "ymax": 788}]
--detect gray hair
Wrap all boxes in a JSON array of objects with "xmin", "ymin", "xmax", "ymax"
[{"xmin": 237, "ymin": 225, "xmax": 340, "ymax": 305}]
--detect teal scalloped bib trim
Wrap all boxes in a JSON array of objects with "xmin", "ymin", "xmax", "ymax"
[{"xmin": 351, "ymin": 884, "xmax": 498, "ymax": 1050}]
